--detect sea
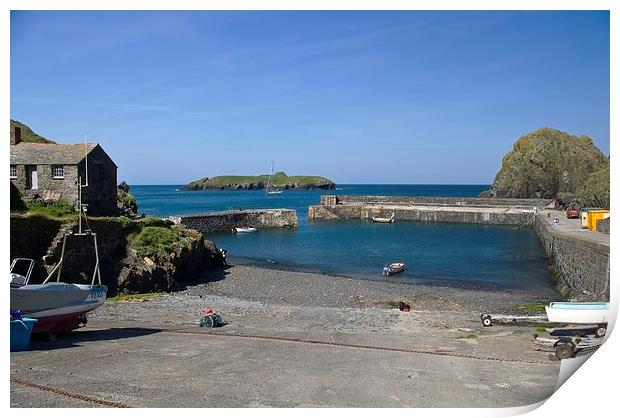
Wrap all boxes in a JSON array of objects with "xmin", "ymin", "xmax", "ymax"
[{"xmin": 131, "ymin": 184, "xmax": 553, "ymax": 291}]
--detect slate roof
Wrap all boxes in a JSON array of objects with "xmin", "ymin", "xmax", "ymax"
[{"xmin": 10, "ymin": 143, "xmax": 99, "ymax": 165}]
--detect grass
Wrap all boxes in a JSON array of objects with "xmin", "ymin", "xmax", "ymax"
[
  {"xmin": 25, "ymin": 201, "xmax": 76, "ymax": 218},
  {"xmin": 132, "ymin": 226, "xmax": 192, "ymax": 260},
  {"xmin": 456, "ymin": 333, "xmax": 478, "ymax": 340},
  {"xmin": 508, "ymin": 301, "xmax": 548, "ymax": 314},
  {"xmin": 108, "ymin": 292, "xmax": 167, "ymax": 302},
  {"xmin": 535, "ymin": 326, "xmax": 548, "ymax": 333},
  {"xmin": 387, "ymin": 300, "xmax": 412, "ymax": 309}
]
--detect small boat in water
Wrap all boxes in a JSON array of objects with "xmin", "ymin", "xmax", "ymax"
[
  {"xmin": 545, "ymin": 302, "xmax": 610, "ymax": 324},
  {"xmin": 383, "ymin": 262, "xmax": 405, "ymax": 276},
  {"xmin": 372, "ymin": 214, "xmax": 395, "ymax": 223},
  {"xmin": 234, "ymin": 227, "xmax": 258, "ymax": 233}
]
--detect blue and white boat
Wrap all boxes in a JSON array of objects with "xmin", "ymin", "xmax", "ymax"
[{"xmin": 545, "ymin": 302, "xmax": 610, "ymax": 324}]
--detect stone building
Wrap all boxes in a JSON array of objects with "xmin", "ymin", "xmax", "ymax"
[{"xmin": 10, "ymin": 126, "xmax": 118, "ymax": 215}]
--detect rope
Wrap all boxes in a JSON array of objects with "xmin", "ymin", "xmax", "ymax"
[
  {"xmin": 160, "ymin": 328, "xmax": 553, "ymax": 365},
  {"xmin": 10, "ymin": 377, "xmax": 131, "ymax": 408}
]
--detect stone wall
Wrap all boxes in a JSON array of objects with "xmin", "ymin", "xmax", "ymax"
[
  {"xmin": 10, "ymin": 215, "xmax": 63, "ymax": 280},
  {"xmin": 308, "ymin": 204, "xmax": 531, "ymax": 226},
  {"xmin": 11, "ymin": 164, "xmax": 79, "ymax": 206},
  {"xmin": 79, "ymin": 145, "xmax": 118, "ymax": 216},
  {"xmin": 179, "ymin": 209, "xmax": 299, "ymax": 233},
  {"xmin": 321, "ymin": 195, "xmax": 554, "ymax": 209},
  {"xmin": 533, "ymin": 215, "xmax": 609, "ymax": 301},
  {"xmin": 37, "ymin": 218, "xmax": 129, "ymax": 292},
  {"xmin": 597, "ymin": 217, "xmax": 610, "ymax": 234}
]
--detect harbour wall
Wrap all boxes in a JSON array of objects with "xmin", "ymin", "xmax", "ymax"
[
  {"xmin": 321, "ymin": 195, "xmax": 554, "ymax": 209},
  {"xmin": 310, "ymin": 195, "xmax": 553, "ymax": 226},
  {"xmin": 178, "ymin": 209, "xmax": 298, "ymax": 234},
  {"xmin": 533, "ymin": 215, "xmax": 609, "ymax": 301}
]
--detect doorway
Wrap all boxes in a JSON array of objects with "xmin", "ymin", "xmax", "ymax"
[{"xmin": 26, "ymin": 165, "xmax": 38, "ymax": 190}]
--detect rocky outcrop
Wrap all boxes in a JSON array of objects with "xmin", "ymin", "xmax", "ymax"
[
  {"xmin": 11, "ymin": 214, "xmax": 225, "ymax": 295},
  {"xmin": 117, "ymin": 227, "xmax": 224, "ymax": 293},
  {"xmin": 182, "ymin": 172, "xmax": 335, "ymax": 191},
  {"xmin": 117, "ymin": 181, "xmax": 138, "ymax": 216},
  {"xmin": 482, "ymin": 128, "xmax": 609, "ymax": 206}
]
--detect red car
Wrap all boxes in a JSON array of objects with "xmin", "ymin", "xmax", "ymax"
[{"xmin": 566, "ymin": 208, "xmax": 579, "ymax": 219}]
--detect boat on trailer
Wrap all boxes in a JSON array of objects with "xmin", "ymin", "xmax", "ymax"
[
  {"xmin": 545, "ymin": 302, "xmax": 610, "ymax": 325},
  {"xmin": 10, "ymin": 231, "xmax": 107, "ymax": 335}
]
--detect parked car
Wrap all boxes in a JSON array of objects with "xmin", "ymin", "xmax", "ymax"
[{"xmin": 566, "ymin": 207, "xmax": 580, "ymax": 219}]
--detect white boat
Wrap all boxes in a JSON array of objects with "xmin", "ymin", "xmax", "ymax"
[
  {"xmin": 545, "ymin": 302, "xmax": 610, "ymax": 324},
  {"xmin": 10, "ymin": 234, "xmax": 107, "ymax": 335},
  {"xmin": 372, "ymin": 214, "xmax": 395, "ymax": 223},
  {"xmin": 234, "ymin": 227, "xmax": 258, "ymax": 233},
  {"xmin": 266, "ymin": 161, "xmax": 283, "ymax": 195},
  {"xmin": 383, "ymin": 262, "xmax": 405, "ymax": 276}
]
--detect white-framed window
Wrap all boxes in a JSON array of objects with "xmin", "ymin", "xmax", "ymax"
[
  {"xmin": 52, "ymin": 165, "xmax": 65, "ymax": 179},
  {"xmin": 10, "ymin": 165, "xmax": 17, "ymax": 179}
]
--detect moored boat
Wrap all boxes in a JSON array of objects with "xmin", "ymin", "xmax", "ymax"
[
  {"xmin": 545, "ymin": 302, "xmax": 610, "ymax": 324},
  {"xmin": 383, "ymin": 262, "xmax": 405, "ymax": 276},
  {"xmin": 234, "ymin": 227, "xmax": 258, "ymax": 233},
  {"xmin": 372, "ymin": 214, "xmax": 395, "ymax": 223}
]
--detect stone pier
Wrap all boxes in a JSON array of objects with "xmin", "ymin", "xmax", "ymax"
[
  {"xmin": 308, "ymin": 195, "xmax": 553, "ymax": 226},
  {"xmin": 177, "ymin": 209, "xmax": 298, "ymax": 234}
]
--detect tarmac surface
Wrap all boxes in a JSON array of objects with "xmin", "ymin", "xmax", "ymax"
[{"xmin": 11, "ymin": 265, "xmax": 562, "ymax": 408}]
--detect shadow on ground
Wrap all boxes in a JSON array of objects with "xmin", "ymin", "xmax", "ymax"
[
  {"xmin": 28, "ymin": 327, "xmax": 162, "ymax": 351},
  {"xmin": 174, "ymin": 265, "xmax": 232, "ymax": 290}
]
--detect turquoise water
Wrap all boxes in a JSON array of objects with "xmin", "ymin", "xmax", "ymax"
[{"xmin": 131, "ymin": 185, "xmax": 553, "ymax": 290}]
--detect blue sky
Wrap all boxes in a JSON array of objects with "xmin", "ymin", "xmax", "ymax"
[{"xmin": 10, "ymin": 10, "xmax": 609, "ymax": 185}]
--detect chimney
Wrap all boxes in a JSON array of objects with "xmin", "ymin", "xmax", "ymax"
[{"xmin": 10, "ymin": 126, "xmax": 21, "ymax": 145}]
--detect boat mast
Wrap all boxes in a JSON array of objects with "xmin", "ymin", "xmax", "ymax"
[{"xmin": 266, "ymin": 161, "xmax": 274, "ymax": 192}]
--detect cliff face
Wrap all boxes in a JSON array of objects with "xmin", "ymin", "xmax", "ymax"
[
  {"xmin": 183, "ymin": 172, "xmax": 335, "ymax": 191},
  {"xmin": 483, "ymin": 128, "xmax": 609, "ymax": 207}
]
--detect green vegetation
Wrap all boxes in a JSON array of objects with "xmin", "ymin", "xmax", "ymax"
[
  {"xmin": 108, "ymin": 292, "xmax": 167, "ymax": 302},
  {"xmin": 183, "ymin": 171, "xmax": 335, "ymax": 190},
  {"xmin": 117, "ymin": 181, "xmax": 139, "ymax": 215},
  {"xmin": 535, "ymin": 326, "xmax": 548, "ymax": 333},
  {"xmin": 25, "ymin": 201, "xmax": 75, "ymax": 218},
  {"xmin": 456, "ymin": 333, "xmax": 478, "ymax": 340},
  {"xmin": 135, "ymin": 217, "xmax": 168, "ymax": 228},
  {"xmin": 387, "ymin": 300, "xmax": 412, "ymax": 309},
  {"xmin": 483, "ymin": 127, "xmax": 609, "ymax": 207},
  {"xmin": 10, "ymin": 119, "xmax": 56, "ymax": 143},
  {"xmin": 132, "ymin": 226, "xmax": 193, "ymax": 260},
  {"xmin": 508, "ymin": 301, "xmax": 547, "ymax": 314},
  {"xmin": 573, "ymin": 162, "xmax": 610, "ymax": 209}
]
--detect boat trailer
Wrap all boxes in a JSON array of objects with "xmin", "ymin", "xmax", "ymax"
[
  {"xmin": 480, "ymin": 313, "xmax": 607, "ymax": 360},
  {"xmin": 480, "ymin": 312, "xmax": 547, "ymax": 327},
  {"xmin": 533, "ymin": 334, "xmax": 604, "ymax": 360}
]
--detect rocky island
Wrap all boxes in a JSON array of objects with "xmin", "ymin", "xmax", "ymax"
[{"xmin": 182, "ymin": 172, "xmax": 335, "ymax": 191}]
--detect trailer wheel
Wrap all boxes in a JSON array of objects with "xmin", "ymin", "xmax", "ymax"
[
  {"xmin": 481, "ymin": 315, "xmax": 492, "ymax": 327},
  {"xmin": 595, "ymin": 325, "xmax": 607, "ymax": 338},
  {"xmin": 555, "ymin": 342, "xmax": 575, "ymax": 360}
]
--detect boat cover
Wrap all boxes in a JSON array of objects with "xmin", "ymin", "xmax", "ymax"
[{"xmin": 10, "ymin": 283, "xmax": 94, "ymax": 313}]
